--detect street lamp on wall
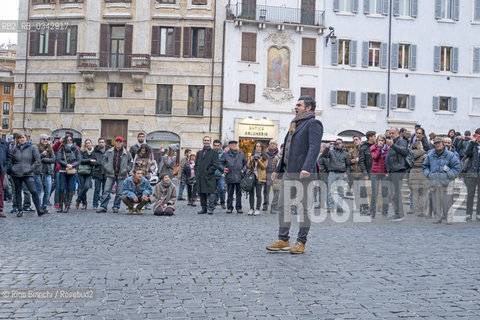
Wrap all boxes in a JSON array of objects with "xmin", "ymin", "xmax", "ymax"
[{"xmin": 325, "ymin": 26, "xmax": 336, "ymax": 47}]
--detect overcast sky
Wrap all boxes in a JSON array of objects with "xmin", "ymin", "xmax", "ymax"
[{"xmin": 0, "ymin": 1, "xmax": 19, "ymax": 45}]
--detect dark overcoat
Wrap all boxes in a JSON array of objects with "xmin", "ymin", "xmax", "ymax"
[{"xmin": 195, "ymin": 147, "xmax": 219, "ymax": 193}]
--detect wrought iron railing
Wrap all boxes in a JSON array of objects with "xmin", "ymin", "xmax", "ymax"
[
  {"xmin": 226, "ymin": 2, "xmax": 325, "ymax": 27},
  {"xmin": 77, "ymin": 53, "xmax": 151, "ymax": 69}
]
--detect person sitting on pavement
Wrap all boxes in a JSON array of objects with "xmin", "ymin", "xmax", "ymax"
[
  {"xmin": 151, "ymin": 173, "xmax": 177, "ymax": 216},
  {"xmin": 121, "ymin": 169, "xmax": 152, "ymax": 215},
  {"xmin": 422, "ymin": 137, "xmax": 460, "ymax": 225}
]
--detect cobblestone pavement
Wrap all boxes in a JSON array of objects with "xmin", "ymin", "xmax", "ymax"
[{"xmin": 1, "ymin": 189, "xmax": 480, "ymax": 319}]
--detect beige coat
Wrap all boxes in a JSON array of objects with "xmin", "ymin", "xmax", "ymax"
[{"xmin": 151, "ymin": 183, "xmax": 177, "ymax": 213}]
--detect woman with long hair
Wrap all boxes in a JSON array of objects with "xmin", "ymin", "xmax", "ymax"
[
  {"xmin": 55, "ymin": 134, "xmax": 81, "ymax": 213},
  {"xmin": 10, "ymin": 132, "xmax": 46, "ymax": 217},
  {"xmin": 76, "ymin": 139, "xmax": 95, "ymax": 210},
  {"xmin": 246, "ymin": 142, "xmax": 268, "ymax": 216},
  {"xmin": 34, "ymin": 134, "xmax": 55, "ymax": 211},
  {"xmin": 369, "ymin": 135, "xmax": 390, "ymax": 218},
  {"xmin": 132, "ymin": 143, "xmax": 156, "ymax": 180}
]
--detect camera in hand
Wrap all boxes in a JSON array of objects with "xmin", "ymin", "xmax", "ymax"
[{"xmin": 254, "ymin": 155, "xmax": 260, "ymax": 160}]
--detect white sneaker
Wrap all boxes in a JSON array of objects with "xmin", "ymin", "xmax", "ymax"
[
  {"xmin": 254, "ymin": 209, "xmax": 261, "ymax": 216},
  {"xmin": 248, "ymin": 209, "xmax": 254, "ymax": 215}
]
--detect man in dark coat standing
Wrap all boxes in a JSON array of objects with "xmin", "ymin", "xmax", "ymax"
[
  {"xmin": 266, "ymin": 96, "xmax": 323, "ymax": 254},
  {"xmin": 195, "ymin": 136, "xmax": 219, "ymax": 215},
  {"xmin": 0, "ymin": 129, "xmax": 11, "ymax": 218}
]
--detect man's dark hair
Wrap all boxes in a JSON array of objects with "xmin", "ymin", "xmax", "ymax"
[
  {"xmin": 399, "ymin": 128, "xmax": 407, "ymax": 134},
  {"xmin": 298, "ymin": 96, "xmax": 316, "ymax": 111},
  {"xmin": 98, "ymin": 137, "xmax": 106, "ymax": 143},
  {"xmin": 365, "ymin": 131, "xmax": 376, "ymax": 139},
  {"xmin": 213, "ymin": 139, "xmax": 221, "ymax": 145},
  {"xmin": 133, "ymin": 169, "xmax": 144, "ymax": 174},
  {"xmin": 465, "ymin": 130, "xmax": 471, "ymax": 137},
  {"xmin": 416, "ymin": 127, "xmax": 425, "ymax": 135},
  {"xmin": 137, "ymin": 132, "xmax": 146, "ymax": 137},
  {"xmin": 336, "ymin": 138, "xmax": 343, "ymax": 142},
  {"xmin": 184, "ymin": 148, "xmax": 191, "ymax": 155}
]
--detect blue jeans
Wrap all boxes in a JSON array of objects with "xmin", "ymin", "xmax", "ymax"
[
  {"xmin": 177, "ymin": 182, "xmax": 186, "ymax": 199},
  {"xmin": 77, "ymin": 174, "xmax": 92, "ymax": 205},
  {"xmin": 58, "ymin": 172, "xmax": 76, "ymax": 195},
  {"xmin": 93, "ymin": 176, "xmax": 106, "ymax": 208},
  {"xmin": 327, "ymin": 172, "xmax": 346, "ymax": 209},
  {"xmin": 215, "ymin": 176, "xmax": 226, "ymax": 204},
  {"xmin": 100, "ymin": 175, "xmax": 125, "ymax": 210},
  {"xmin": 34, "ymin": 173, "xmax": 52, "ymax": 208}
]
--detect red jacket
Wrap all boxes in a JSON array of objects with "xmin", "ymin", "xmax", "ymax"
[{"xmin": 370, "ymin": 144, "xmax": 389, "ymax": 174}]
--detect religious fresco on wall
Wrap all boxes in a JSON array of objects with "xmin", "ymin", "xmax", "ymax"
[{"xmin": 267, "ymin": 47, "xmax": 290, "ymax": 88}]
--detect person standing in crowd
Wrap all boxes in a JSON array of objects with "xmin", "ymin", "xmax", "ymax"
[
  {"xmin": 97, "ymin": 137, "xmax": 133, "ymax": 213},
  {"xmin": 0, "ymin": 129, "xmax": 10, "ymax": 218},
  {"xmin": 463, "ymin": 129, "xmax": 480, "ymax": 222},
  {"xmin": 177, "ymin": 149, "xmax": 191, "ymax": 201},
  {"xmin": 10, "ymin": 132, "xmax": 46, "ymax": 217},
  {"xmin": 195, "ymin": 136, "xmax": 219, "ymax": 215},
  {"xmin": 408, "ymin": 141, "xmax": 428, "ymax": 217},
  {"xmin": 246, "ymin": 142, "xmax": 268, "ymax": 216},
  {"xmin": 270, "ymin": 144, "xmax": 284, "ymax": 213},
  {"xmin": 348, "ymin": 136, "xmax": 362, "ymax": 206},
  {"xmin": 429, "ymin": 132, "xmax": 437, "ymax": 146},
  {"xmin": 132, "ymin": 144, "xmax": 156, "ymax": 180},
  {"xmin": 129, "ymin": 132, "xmax": 152, "ymax": 159},
  {"xmin": 315, "ymin": 143, "xmax": 329, "ymax": 210},
  {"xmin": 323, "ymin": 138, "xmax": 350, "ymax": 213},
  {"xmin": 267, "ymin": 96, "xmax": 323, "ymax": 254},
  {"xmin": 55, "ymin": 134, "xmax": 81, "ymax": 213},
  {"xmin": 385, "ymin": 127, "xmax": 409, "ymax": 221},
  {"xmin": 423, "ymin": 137, "xmax": 460, "ymax": 224},
  {"xmin": 369, "ymin": 135, "xmax": 389, "ymax": 218},
  {"xmin": 76, "ymin": 139, "xmax": 95, "ymax": 210},
  {"xmin": 51, "ymin": 137, "xmax": 62, "ymax": 210},
  {"xmin": 457, "ymin": 130, "xmax": 472, "ymax": 159},
  {"xmin": 263, "ymin": 139, "xmax": 279, "ymax": 212},
  {"xmin": 447, "ymin": 129, "xmax": 458, "ymax": 150},
  {"xmin": 213, "ymin": 140, "xmax": 226, "ymax": 209},
  {"xmin": 158, "ymin": 144, "xmax": 177, "ymax": 180},
  {"xmin": 152, "ymin": 173, "xmax": 177, "ymax": 216},
  {"xmin": 358, "ymin": 131, "xmax": 375, "ymax": 215},
  {"xmin": 34, "ymin": 134, "xmax": 55, "ymax": 212},
  {"xmin": 181, "ymin": 154, "xmax": 197, "ymax": 207},
  {"xmin": 443, "ymin": 138, "xmax": 459, "ymax": 159},
  {"xmin": 121, "ymin": 169, "xmax": 152, "ymax": 215},
  {"xmin": 221, "ymin": 140, "xmax": 247, "ymax": 214},
  {"xmin": 412, "ymin": 127, "xmax": 432, "ymax": 151},
  {"xmin": 92, "ymin": 138, "xmax": 109, "ymax": 210}
]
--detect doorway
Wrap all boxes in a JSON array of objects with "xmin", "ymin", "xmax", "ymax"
[{"xmin": 101, "ymin": 120, "xmax": 128, "ymax": 146}]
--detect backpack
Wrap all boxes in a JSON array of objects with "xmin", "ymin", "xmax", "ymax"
[
  {"xmin": 405, "ymin": 148, "xmax": 414, "ymax": 169},
  {"xmin": 240, "ymin": 171, "xmax": 257, "ymax": 192}
]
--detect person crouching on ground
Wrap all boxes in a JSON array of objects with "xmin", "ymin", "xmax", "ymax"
[
  {"xmin": 152, "ymin": 173, "xmax": 177, "ymax": 216},
  {"xmin": 121, "ymin": 169, "xmax": 152, "ymax": 215}
]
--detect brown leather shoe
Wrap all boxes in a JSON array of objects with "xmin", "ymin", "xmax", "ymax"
[
  {"xmin": 0, "ymin": 212, "xmax": 6, "ymax": 218},
  {"xmin": 135, "ymin": 208, "xmax": 143, "ymax": 215},
  {"xmin": 290, "ymin": 241, "xmax": 306, "ymax": 254},
  {"xmin": 266, "ymin": 240, "xmax": 291, "ymax": 252},
  {"xmin": 127, "ymin": 208, "xmax": 134, "ymax": 215},
  {"xmin": 75, "ymin": 201, "xmax": 80, "ymax": 209}
]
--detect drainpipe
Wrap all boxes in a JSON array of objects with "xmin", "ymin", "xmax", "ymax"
[
  {"xmin": 23, "ymin": 0, "xmax": 31, "ymax": 131},
  {"xmin": 219, "ymin": 19, "xmax": 226, "ymax": 142},
  {"xmin": 208, "ymin": 0, "xmax": 217, "ymax": 135},
  {"xmin": 386, "ymin": 0, "xmax": 392, "ymax": 118}
]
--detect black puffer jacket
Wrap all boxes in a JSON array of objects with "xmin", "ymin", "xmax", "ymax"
[
  {"xmin": 35, "ymin": 143, "xmax": 56, "ymax": 175},
  {"xmin": 10, "ymin": 142, "xmax": 41, "ymax": 177},
  {"xmin": 92, "ymin": 145, "xmax": 110, "ymax": 179},
  {"xmin": 358, "ymin": 141, "xmax": 373, "ymax": 175},
  {"xmin": 220, "ymin": 150, "xmax": 247, "ymax": 184},
  {"xmin": 321, "ymin": 147, "xmax": 350, "ymax": 173},
  {"xmin": 388, "ymin": 137, "xmax": 408, "ymax": 173},
  {"xmin": 56, "ymin": 143, "xmax": 81, "ymax": 171},
  {"xmin": 464, "ymin": 141, "xmax": 480, "ymax": 177}
]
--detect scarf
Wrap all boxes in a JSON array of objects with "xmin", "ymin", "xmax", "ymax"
[
  {"xmin": 86, "ymin": 147, "xmax": 94, "ymax": 156},
  {"xmin": 268, "ymin": 148, "xmax": 278, "ymax": 157},
  {"xmin": 288, "ymin": 110, "xmax": 316, "ymax": 135},
  {"xmin": 189, "ymin": 160, "xmax": 195, "ymax": 178},
  {"xmin": 161, "ymin": 180, "xmax": 173, "ymax": 203},
  {"xmin": 202, "ymin": 146, "xmax": 211, "ymax": 156}
]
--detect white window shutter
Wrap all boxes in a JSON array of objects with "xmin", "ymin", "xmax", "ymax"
[
  {"xmin": 331, "ymin": 41, "xmax": 338, "ymax": 66},
  {"xmin": 451, "ymin": 97, "xmax": 458, "ymax": 112},
  {"xmin": 380, "ymin": 93, "xmax": 386, "ymax": 108},
  {"xmin": 393, "ymin": 0, "xmax": 399, "ymax": 16},
  {"xmin": 409, "ymin": 44, "xmax": 417, "ymax": 71},
  {"xmin": 408, "ymin": 95, "xmax": 416, "ymax": 110},
  {"xmin": 364, "ymin": 0, "xmax": 370, "ymax": 14},
  {"xmin": 350, "ymin": 40, "xmax": 357, "ymax": 67},
  {"xmin": 352, "ymin": 0, "xmax": 359, "ymax": 13},
  {"xmin": 435, "ymin": 0, "xmax": 441, "ymax": 19},
  {"xmin": 380, "ymin": 42, "xmax": 388, "ymax": 69},
  {"xmin": 348, "ymin": 92, "xmax": 356, "ymax": 107},
  {"xmin": 432, "ymin": 96, "xmax": 440, "ymax": 112},
  {"xmin": 390, "ymin": 94, "xmax": 397, "ymax": 109},
  {"xmin": 434, "ymin": 46, "xmax": 441, "ymax": 72},
  {"xmin": 453, "ymin": 0, "xmax": 460, "ymax": 21},
  {"xmin": 331, "ymin": 90, "xmax": 337, "ymax": 106},
  {"xmin": 361, "ymin": 92, "xmax": 367, "ymax": 108},
  {"xmin": 452, "ymin": 47, "xmax": 459, "ymax": 73},
  {"xmin": 382, "ymin": 0, "xmax": 389, "ymax": 15},
  {"xmin": 411, "ymin": 0, "xmax": 418, "ymax": 18},
  {"xmin": 362, "ymin": 41, "xmax": 369, "ymax": 67},
  {"xmin": 334, "ymin": 0, "xmax": 340, "ymax": 12},
  {"xmin": 391, "ymin": 43, "xmax": 399, "ymax": 70},
  {"xmin": 473, "ymin": 48, "xmax": 480, "ymax": 73}
]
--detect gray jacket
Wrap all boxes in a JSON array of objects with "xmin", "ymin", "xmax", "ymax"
[
  {"xmin": 388, "ymin": 137, "xmax": 409, "ymax": 173},
  {"xmin": 220, "ymin": 150, "xmax": 247, "ymax": 184},
  {"xmin": 11, "ymin": 143, "xmax": 41, "ymax": 178},
  {"xmin": 322, "ymin": 147, "xmax": 350, "ymax": 173},
  {"xmin": 104, "ymin": 147, "xmax": 133, "ymax": 179}
]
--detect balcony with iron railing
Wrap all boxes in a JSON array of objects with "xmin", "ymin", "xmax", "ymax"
[
  {"xmin": 226, "ymin": 2, "xmax": 325, "ymax": 27},
  {"xmin": 77, "ymin": 53, "xmax": 151, "ymax": 71}
]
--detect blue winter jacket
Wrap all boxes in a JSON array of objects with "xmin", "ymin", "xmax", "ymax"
[
  {"xmin": 121, "ymin": 176, "xmax": 153, "ymax": 199},
  {"xmin": 422, "ymin": 148, "xmax": 460, "ymax": 187}
]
